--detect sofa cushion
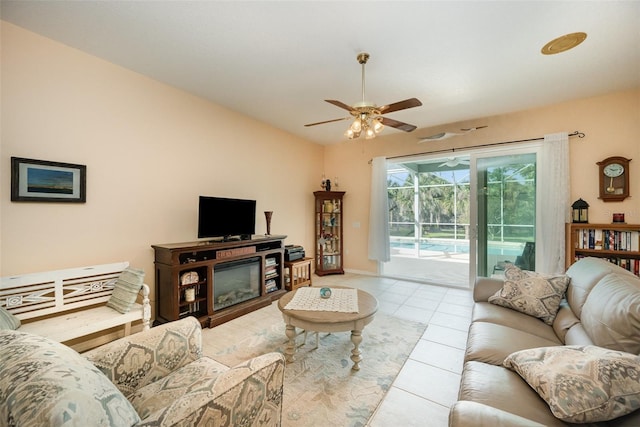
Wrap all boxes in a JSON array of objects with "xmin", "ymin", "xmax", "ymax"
[
  {"xmin": 488, "ymin": 264, "xmax": 570, "ymax": 325},
  {"xmin": 458, "ymin": 361, "xmax": 568, "ymax": 426},
  {"xmin": 106, "ymin": 267, "xmax": 145, "ymax": 314},
  {"xmin": 473, "ymin": 301, "xmax": 561, "ymax": 342},
  {"xmin": 0, "ymin": 306, "xmax": 20, "ymax": 330},
  {"xmin": 580, "ymin": 273, "xmax": 640, "ymax": 354},
  {"xmin": 504, "ymin": 345, "xmax": 640, "ymax": 423},
  {"xmin": 565, "ymin": 257, "xmax": 635, "ymax": 319},
  {"xmin": 465, "ymin": 321, "xmax": 561, "ymax": 365},
  {"xmin": 0, "ymin": 329, "xmax": 141, "ymax": 427},
  {"xmin": 130, "ymin": 356, "xmax": 228, "ymax": 420},
  {"xmin": 132, "ymin": 353, "xmax": 285, "ymax": 427},
  {"xmin": 552, "ymin": 302, "xmax": 581, "ymax": 342}
]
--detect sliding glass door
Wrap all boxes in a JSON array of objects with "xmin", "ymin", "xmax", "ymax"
[
  {"xmin": 382, "ymin": 143, "xmax": 541, "ymax": 287},
  {"xmin": 472, "ymin": 151, "xmax": 537, "ymax": 278},
  {"xmin": 384, "ymin": 156, "xmax": 471, "ymax": 288}
]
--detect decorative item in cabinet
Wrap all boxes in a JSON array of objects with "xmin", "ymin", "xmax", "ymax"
[
  {"xmin": 566, "ymin": 223, "xmax": 640, "ymax": 277},
  {"xmin": 178, "ymin": 267, "xmax": 207, "ymax": 319},
  {"xmin": 314, "ymin": 191, "xmax": 345, "ymax": 276}
]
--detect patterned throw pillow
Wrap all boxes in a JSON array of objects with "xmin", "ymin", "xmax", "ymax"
[
  {"xmin": 0, "ymin": 306, "xmax": 20, "ymax": 330},
  {"xmin": 107, "ymin": 267, "xmax": 145, "ymax": 314},
  {"xmin": 488, "ymin": 264, "xmax": 570, "ymax": 325},
  {"xmin": 504, "ymin": 345, "xmax": 640, "ymax": 423},
  {"xmin": 0, "ymin": 329, "xmax": 141, "ymax": 426}
]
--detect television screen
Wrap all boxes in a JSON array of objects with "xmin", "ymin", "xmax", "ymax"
[{"xmin": 198, "ymin": 196, "xmax": 256, "ymax": 240}]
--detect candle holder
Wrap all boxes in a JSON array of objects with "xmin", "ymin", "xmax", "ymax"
[{"xmin": 571, "ymin": 199, "xmax": 589, "ymax": 223}]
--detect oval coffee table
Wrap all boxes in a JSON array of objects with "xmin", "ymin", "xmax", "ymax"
[{"xmin": 277, "ymin": 286, "xmax": 378, "ymax": 370}]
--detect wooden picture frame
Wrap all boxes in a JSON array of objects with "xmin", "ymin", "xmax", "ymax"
[{"xmin": 11, "ymin": 157, "xmax": 86, "ymax": 203}]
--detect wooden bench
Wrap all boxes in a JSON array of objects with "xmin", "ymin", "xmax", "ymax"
[{"xmin": 0, "ymin": 262, "xmax": 151, "ymax": 343}]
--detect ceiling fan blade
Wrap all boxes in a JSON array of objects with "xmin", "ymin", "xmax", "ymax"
[
  {"xmin": 304, "ymin": 117, "xmax": 351, "ymax": 127},
  {"xmin": 418, "ymin": 131, "xmax": 466, "ymax": 142},
  {"xmin": 460, "ymin": 125, "xmax": 488, "ymax": 132},
  {"xmin": 379, "ymin": 98, "xmax": 422, "ymax": 114},
  {"xmin": 325, "ymin": 100, "xmax": 355, "ymax": 112},
  {"xmin": 380, "ymin": 117, "xmax": 417, "ymax": 132}
]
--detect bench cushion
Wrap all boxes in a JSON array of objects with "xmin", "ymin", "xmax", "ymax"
[
  {"xmin": 0, "ymin": 329, "xmax": 140, "ymax": 427},
  {"xmin": 18, "ymin": 303, "xmax": 145, "ymax": 342}
]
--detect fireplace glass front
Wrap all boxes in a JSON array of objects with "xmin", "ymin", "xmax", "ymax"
[{"xmin": 213, "ymin": 256, "xmax": 261, "ymax": 311}]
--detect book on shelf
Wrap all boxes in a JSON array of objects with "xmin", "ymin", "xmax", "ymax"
[
  {"xmin": 265, "ymin": 271, "xmax": 279, "ymax": 280},
  {"xmin": 575, "ymin": 229, "xmax": 639, "ymax": 251},
  {"xmin": 265, "ymin": 258, "xmax": 277, "ymax": 267},
  {"xmin": 265, "ymin": 278, "xmax": 278, "ymax": 293}
]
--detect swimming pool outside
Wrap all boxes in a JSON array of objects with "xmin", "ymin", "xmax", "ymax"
[{"xmin": 390, "ymin": 238, "xmax": 524, "ymax": 256}]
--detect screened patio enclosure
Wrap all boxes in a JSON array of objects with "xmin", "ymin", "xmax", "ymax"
[{"xmin": 382, "ymin": 153, "xmax": 536, "ymax": 288}]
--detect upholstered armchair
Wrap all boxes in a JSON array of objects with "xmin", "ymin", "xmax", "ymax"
[{"xmin": 0, "ymin": 316, "xmax": 285, "ymax": 427}]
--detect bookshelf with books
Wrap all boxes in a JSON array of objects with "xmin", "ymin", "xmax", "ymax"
[
  {"xmin": 566, "ymin": 223, "xmax": 640, "ymax": 276},
  {"xmin": 264, "ymin": 255, "xmax": 280, "ymax": 294}
]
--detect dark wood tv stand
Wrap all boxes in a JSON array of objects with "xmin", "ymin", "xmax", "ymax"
[{"xmin": 152, "ymin": 235, "xmax": 287, "ymax": 328}]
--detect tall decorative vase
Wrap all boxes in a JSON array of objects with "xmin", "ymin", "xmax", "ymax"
[{"xmin": 264, "ymin": 211, "xmax": 273, "ymax": 235}]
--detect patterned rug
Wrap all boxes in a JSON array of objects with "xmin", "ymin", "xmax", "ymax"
[{"xmin": 201, "ymin": 304, "xmax": 427, "ymax": 427}]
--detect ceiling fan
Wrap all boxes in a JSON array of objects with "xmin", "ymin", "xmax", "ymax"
[
  {"xmin": 439, "ymin": 157, "xmax": 470, "ymax": 168},
  {"xmin": 304, "ymin": 52, "xmax": 422, "ymax": 139},
  {"xmin": 419, "ymin": 126, "xmax": 487, "ymax": 142}
]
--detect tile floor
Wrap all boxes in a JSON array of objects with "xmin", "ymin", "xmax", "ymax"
[{"xmin": 309, "ymin": 272, "xmax": 474, "ymax": 427}]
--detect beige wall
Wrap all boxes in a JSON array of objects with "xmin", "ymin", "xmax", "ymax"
[
  {"xmin": 0, "ymin": 21, "xmax": 324, "ymax": 299},
  {"xmin": 325, "ymin": 89, "xmax": 640, "ymax": 274},
  {"xmin": 2, "ymin": 21, "xmax": 639, "ymax": 287}
]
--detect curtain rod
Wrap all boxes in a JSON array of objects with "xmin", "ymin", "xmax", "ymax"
[{"xmin": 375, "ymin": 131, "xmax": 585, "ymax": 163}]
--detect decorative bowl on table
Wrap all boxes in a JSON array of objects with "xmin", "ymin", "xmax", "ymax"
[{"xmin": 319, "ymin": 287, "xmax": 332, "ymax": 298}]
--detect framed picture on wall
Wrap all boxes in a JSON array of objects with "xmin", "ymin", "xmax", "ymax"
[{"xmin": 11, "ymin": 157, "xmax": 86, "ymax": 203}]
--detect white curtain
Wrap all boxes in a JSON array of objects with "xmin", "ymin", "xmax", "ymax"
[
  {"xmin": 368, "ymin": 157, "xmax": 390, "ymax": 262},
  {"xmin": 538, "ymin": 132, "xmax": 570, "ymax": 274}
]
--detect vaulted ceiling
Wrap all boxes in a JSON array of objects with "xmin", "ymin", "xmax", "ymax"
[{"xmin": 2, "ymin": 1, "xmax": 639, "ymax": 145}]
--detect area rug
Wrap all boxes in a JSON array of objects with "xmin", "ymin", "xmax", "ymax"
[{"xmin": 201, "ymin": 305, "xmax": 427, "ymax": 427}]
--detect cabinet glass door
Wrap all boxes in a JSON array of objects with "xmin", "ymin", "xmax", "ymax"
[{"xmin": 315, "ymin": 191, "xmax": 345, "ymax": 275}]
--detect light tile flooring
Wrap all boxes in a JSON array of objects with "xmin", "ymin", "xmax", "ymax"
[{"xmin": 309, "ymin": 272, "xmax": 473, "ymax": 427}]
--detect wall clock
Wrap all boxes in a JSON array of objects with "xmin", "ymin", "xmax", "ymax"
[{"xmin": 597, "ymin": 156, "xmax": 631, "ymax": 202}]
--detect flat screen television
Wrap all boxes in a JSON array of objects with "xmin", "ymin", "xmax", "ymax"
[{"xmin": 198, "ymin": 196, "xmax": 256, "ymax": 240}]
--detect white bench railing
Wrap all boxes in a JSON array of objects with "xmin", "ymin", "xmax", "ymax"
[{"xmin": 0, "ymin": 262, "xmax": 151, "ymax": 343}]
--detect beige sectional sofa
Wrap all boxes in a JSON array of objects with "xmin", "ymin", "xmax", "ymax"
[{"xmin": 450, "ymin": 257, "xmax": 640, "ymax": 426}]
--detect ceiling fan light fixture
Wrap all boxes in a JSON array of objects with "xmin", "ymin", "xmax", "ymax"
[
  {"xmin": 305, "ymin": 53, "xmax": 422, "ymax": 140},
  {"xmin": 373, "ymin": 118, "xmax": 384, "ymax": 133},
  {"xmin": 365, "ymin": 127, "xmax": 376, "ymax": 139},
  {"xmin": 350, "ymin": 118, "xmax": 362, "ymax": 133}
]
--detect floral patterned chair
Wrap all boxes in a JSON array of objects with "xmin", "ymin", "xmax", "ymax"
[{"xmin": 0, "ymin": 316, "xmax": 285, "ymax": 426}]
